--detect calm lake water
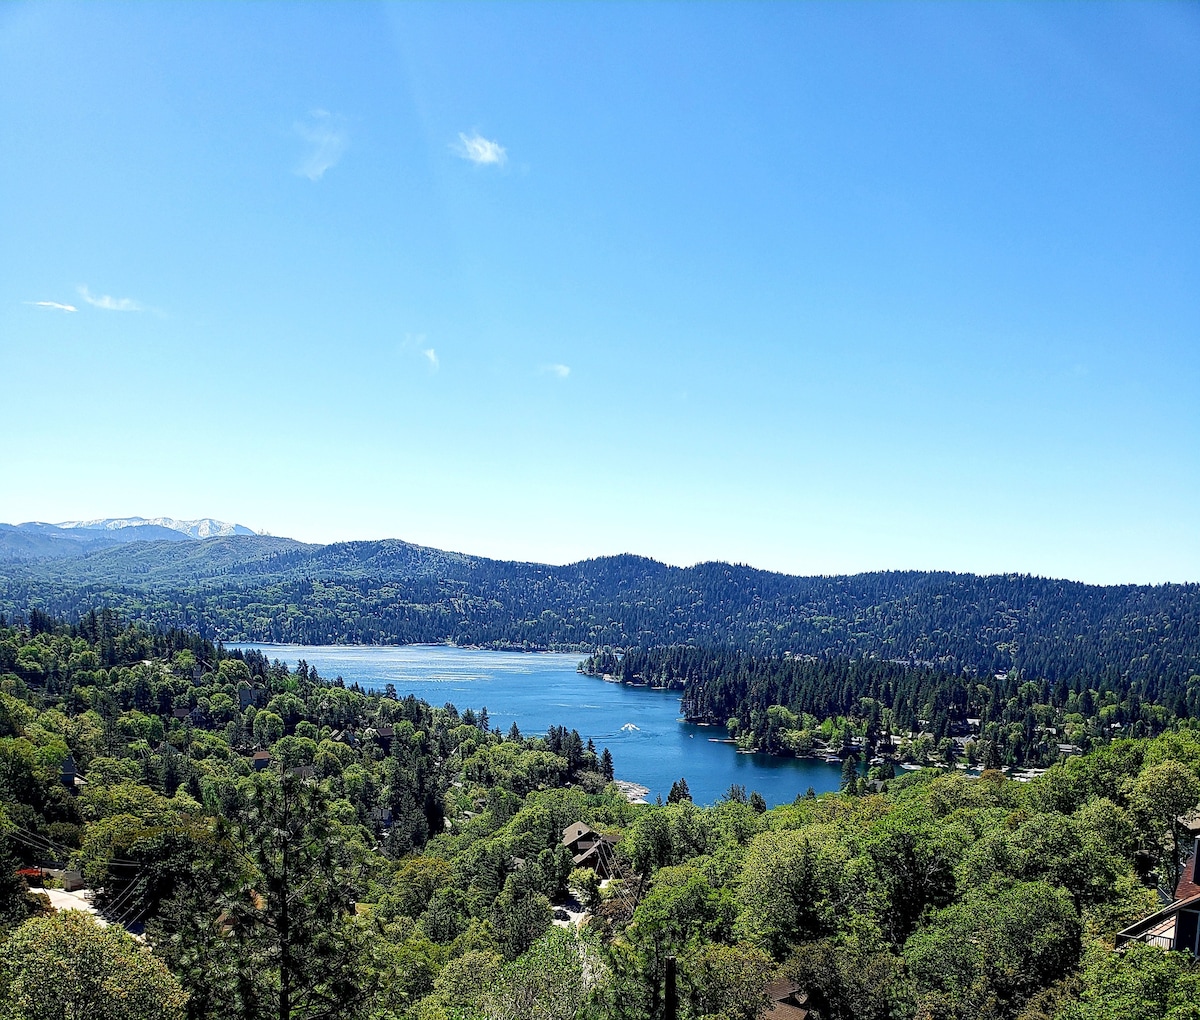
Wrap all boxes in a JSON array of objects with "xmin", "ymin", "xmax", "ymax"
[{"xmin": 229, "ymin": 643, "xmax": 845, "ymax": 807}]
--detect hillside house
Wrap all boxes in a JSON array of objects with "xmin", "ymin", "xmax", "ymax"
[
  {"xmin": 60, "ymin": 754, "xmax": 85, "ymax": 793},
  {"xmin": 368, "ymin": 724, "xmax": 395, "ymax": 752},
  {"xmin": 562, "ymin": 822, "xmax": 617, "ymax": 879},
  {"xmin": 1116, "ymin": 837, "xmax": 1200, "ymax": 955},
  {"xmin": 759, "ymin": 978, "xmax": 809, "ymax": 1020}
]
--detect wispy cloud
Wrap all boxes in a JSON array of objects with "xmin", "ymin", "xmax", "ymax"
[
  {"xmin": 27, "ymin": 300, "xmax": 77, "ymax": 312},
  {"xmin": 453, "ymin": 131, "xmax": 507, "ymax": 166},
  {"xmin": 295, "ymin": 109, "xmax": 348, "ymax": 181},
  {"xmin": 78, "ymin": 286, "xmax": 143, "ymax": 312},
  {"xmin": 400, "ymin": 333, "xmax": 441, "ymax": 374},
  {"xmin": 541, "ymin": 363, "xmax": 571, "ymax": 379}
]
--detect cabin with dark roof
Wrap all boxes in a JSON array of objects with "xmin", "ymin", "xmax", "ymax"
[
  {"xmin": 562, "ymin": 822, "xmax": 617, "ymax": 879},
  {"xmin": 759, "ymin": 978, "xmax": 809, "ymax": 1020},
  {"xmin": 60, "ymin": 754, "xmax": 85, "ymax": 793},
  {"xmin": 562, "ymin": 822, "xmax": 593, "ymax": 851}
]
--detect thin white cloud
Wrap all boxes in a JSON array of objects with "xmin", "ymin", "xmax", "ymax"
[
  {"xmin": 399, "ymin": 333, "xmax": 441, "ymax": 374},
  {"xmin": 453, "ymin": 131, "xmax": 507, "ymax": 166},
  {"xmin": 541, "ymin": 363, "xmax": 571, "ymax": 379},
  {"xmin": 78, "ymin": 286, "xmax": 143, "ymax": 312},
  {"xmin": 295, "ymin": 109, "xmax": 348, "ymax": 181},
  {"xmin": 27, "ymin": 300, "xmax": 77, "ymax": 312}
]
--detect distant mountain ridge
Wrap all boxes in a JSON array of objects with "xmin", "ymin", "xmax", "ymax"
[
  {"xmin": 53, "ymin": 517, "xmax": 259, "ymax": 539},
  {"xmin": 0, "ymin": 518, "xmax": 260, "ymax": 561},
  {"xmin": 0, "ymin": 530, "xmax": 1198, "ymax": 687}
]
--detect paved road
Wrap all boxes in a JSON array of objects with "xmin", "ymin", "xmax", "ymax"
[{"xmin": 43, "ymin": 888, "xmax": 107, "ymax": 925}]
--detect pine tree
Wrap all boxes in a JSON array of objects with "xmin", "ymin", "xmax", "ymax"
[
  {"xmin": 224, "ymin": 773, "xmax": 374, "ymax": 1020},
  {"xmin": 667, "ymin": 777, "xmax": 691, "ymax": 803},
  {"xmin": 840, "ymin": 753, "xmax": 859, "ymax": 793}
]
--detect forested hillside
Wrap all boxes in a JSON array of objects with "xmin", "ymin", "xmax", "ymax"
[
  {"xmin": 584, "ymin": 646, "xmax": 1200, "ymax": 769},
  {"xmin": 0, "ymin": 611, "xmax": 626, "ymax": 1019},
  {"xmin": 2, "ymin": 535, "xmax": 1199, "ymax": 685},
  {"xmin": 5, "ymin": 613, "xmax": 1200, "ymax": 1020}
]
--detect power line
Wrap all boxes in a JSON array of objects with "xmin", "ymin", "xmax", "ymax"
[{"xmin": 10, "ymin": 822, "xmax": 174, "ymax": 868}]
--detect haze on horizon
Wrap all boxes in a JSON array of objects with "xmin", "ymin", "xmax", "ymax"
[{"xmin": 1, "ymin": 2, "xmax": 1197, "ymax": 587}]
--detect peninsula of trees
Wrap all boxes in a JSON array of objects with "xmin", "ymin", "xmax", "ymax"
[{"xmin": 583, "ymin": 645, "xmax": 1200, "ymax": 770}]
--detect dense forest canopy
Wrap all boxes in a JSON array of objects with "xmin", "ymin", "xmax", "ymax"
[
  {"xmin": 583, "ymin": 645, "xmax": 1200, "ymax": 770},
  {"xmin": 3, "ymin": 612, "xmax": 1200, "ymax": 1020},
  {"xmin": 2, "ymin": 534, "xmax": 1199, "ymax": 685}
]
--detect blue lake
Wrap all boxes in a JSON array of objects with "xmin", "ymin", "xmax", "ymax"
[{"xmin": 229, "ymin": 643, "xmax": 845, "ymax": 807}]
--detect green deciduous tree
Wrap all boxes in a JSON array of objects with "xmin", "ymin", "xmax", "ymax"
[
  {"xmin": 784, "ymin": 932, "xmax": 910, "ymax": 1020},
  {"xmin": 1132, "ymin": 760, "xmax": 1200, "ymax": 895},
  {"xmin": 609, "ymin": 865, "xmax": 736, "ymax": 1020},
  {"xmin": 1059, "ymin": 941, "xmax": 1200, "ymax": 1020},
  {"xmin": 862, "ymin": 812, "xmax": 957, "ymax": 945},
  {"xmin": 680, "ymin": 941, "xmax": 774, "ymax": 1020},
  {"xmin": 904, "ymin": 881, "xmax": 1081, "ymax": 1018},
  {"xmin": 0, "ymin": 910, "xmax": 188, "ymax": 1020},
  {"xmin": 736, "ymin": 827, "xmax": 850, "ymax": 956},
  {"xmin": 482, "ymin": 927, "xmax": 599, "ymax": 1020}
]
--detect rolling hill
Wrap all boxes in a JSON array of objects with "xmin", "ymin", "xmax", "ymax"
[{"xmin": 0, "ymin": 530, "xmax": 1197, "ymax": 686}]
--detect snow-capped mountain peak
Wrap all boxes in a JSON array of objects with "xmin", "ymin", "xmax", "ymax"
[{"xmin": 54, "ymin": 517, "xmax": 261, "ymax": 539}]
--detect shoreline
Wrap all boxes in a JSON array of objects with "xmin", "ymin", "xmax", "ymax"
[
  {"xmin": 227, "ymin": 639, "xmax": 592, "ymax": 654},
  {"xmin": 613, "ymin": 779, "xmax": 650, "ymax": 804}
]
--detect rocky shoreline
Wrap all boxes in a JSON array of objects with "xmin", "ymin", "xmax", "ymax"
[{"xmin": 612, "ymin": 779, "xmax": 650, "ymax": 804}]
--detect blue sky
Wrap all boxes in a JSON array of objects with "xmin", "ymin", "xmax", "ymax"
[{"xmin": 1, "ymin": 2, "xmax": 1197, "ymax": 584}]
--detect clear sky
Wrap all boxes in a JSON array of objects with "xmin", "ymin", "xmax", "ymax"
[{"xmin": 1, "ymin": 2, "xmax": 1197, "ymax": 584}]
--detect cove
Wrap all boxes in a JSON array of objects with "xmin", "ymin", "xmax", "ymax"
[{"xmin": 229, "ymin": 643, "xmax": 845, "ymax": 807}]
